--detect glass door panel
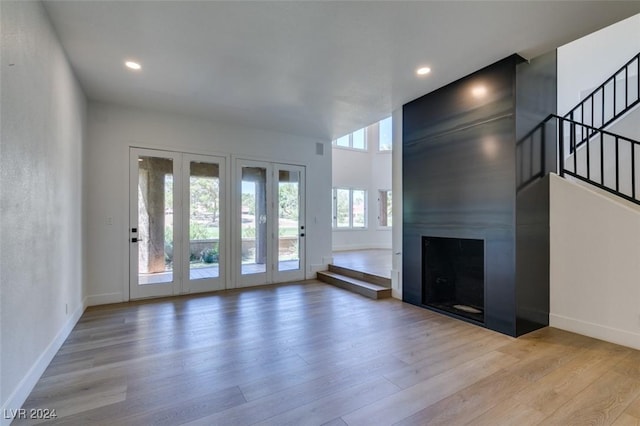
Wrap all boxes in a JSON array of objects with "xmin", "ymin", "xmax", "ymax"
[
  {"xmin": 240, "ymin": 166, "xmax": 268, "ymax": 277},
  {"xmin": 234, "ymin": 160, "xmax": 305, "ymax": 287},
  {"xmin": 184, "ymin": 155, "xmax": 226, "ymax": 293},
  {"xmin": 130, "ymin": 149, "xmax": 181, "ymax": 299},
  {"xmin": 273, "ymin": 165, "xmax": 305, "ymax": 282},
  {"xmin": 138, "ymin": 156, "xmax": 174, "ymax": 284},
  {"xmin": 277, "ymin": 170, "xmax": 300, "ymax": 271},
  {"xmin": 189, "ymin": 161, "xmax": 220, "ymax": 280}
]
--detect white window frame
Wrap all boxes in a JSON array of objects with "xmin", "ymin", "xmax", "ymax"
[
  {"xmin": 332, "ymin": 127, "xmax": 368, "ymax": 151},
  {"xmin": 332, "ymin": 187, "xmax": 368, "ymax": 229}
]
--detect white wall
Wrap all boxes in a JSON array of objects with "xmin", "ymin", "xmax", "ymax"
[
  {"xmin": 0, "ymin": 1, "xmax": 87, "ymax": 421},
  {"xmin": 550, "ymin": 173, "xmax": 640, "ymax": 349},
  {"xmin": 332, "ymin": 122, "xmax": 393, "ymax": 251},
  {"xmin": 85, "ymin": 102, "xmax": 332, "ymax": 305},
  {"xmin": 558, "ymin": 13, "xmax": 640, "ymax": 115},
  {"xmin": 608, "ymin": 103, "xmax": 640, "ymax": 140}
]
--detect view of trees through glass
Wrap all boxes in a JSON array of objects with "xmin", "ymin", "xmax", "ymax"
[{"xmin": 189, "ymin": 175, "xmax": 219, "ymax": 239}]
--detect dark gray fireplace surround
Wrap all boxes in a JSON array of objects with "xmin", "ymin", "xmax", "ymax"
[{"xmin": 403, "ymin": 53, "xmax": 556, "ymax": 337}]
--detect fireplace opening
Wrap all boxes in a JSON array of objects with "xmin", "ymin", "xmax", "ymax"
[{"xmin": 422, "ymin": 236, "xmax": 485, "ymax": 323}]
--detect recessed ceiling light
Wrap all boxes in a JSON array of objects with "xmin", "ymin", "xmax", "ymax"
[
  {"xmin": 416, "ymin": 67, "xmax": 431, "ymax": 76},
  {"xmin": 125, "ymin": 61, "xmax": 142, "ymax": 70}
]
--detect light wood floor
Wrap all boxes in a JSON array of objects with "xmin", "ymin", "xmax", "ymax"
[{"xmin": 17, "ymin": 281, "xmax": 640, "ymax": 425}]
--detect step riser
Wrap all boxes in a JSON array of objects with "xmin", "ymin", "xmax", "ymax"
[
  {"xmin": 327, "ymin": 264, "xmax": 391, "ymax": 288},
  {"xmin": 317, "ymin": 272, "xmax": 391, "ymax": 300}
]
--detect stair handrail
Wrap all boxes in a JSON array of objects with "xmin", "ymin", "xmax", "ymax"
[
  {"xmin": 564, "ymin": 52, "xmax": 640, "ymax": 152},
  {"xmin": 517, "ymin": 113, "xmax": 640, "ymax": 206}
]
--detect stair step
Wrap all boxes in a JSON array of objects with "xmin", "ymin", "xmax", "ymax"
[
  {"xmin": 317, "ymin": 271, "xmax": 392, "ymax": 300},
  {"xmin": 328, "ymin": 264, "xmax": 391, "ymax": 288}
]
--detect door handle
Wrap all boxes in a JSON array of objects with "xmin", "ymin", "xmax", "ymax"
[{"xmin": 131, "ymin": 237, "xmax": 144, "ymax": 243}]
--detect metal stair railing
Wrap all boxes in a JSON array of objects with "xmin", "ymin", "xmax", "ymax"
[
  {"xmin": 517, "ymin": 114, "xmax": 640, "ymax": 206},
  {"xmin": 564, "ymin": 52, "xmax": 640, "ymax": 153}
]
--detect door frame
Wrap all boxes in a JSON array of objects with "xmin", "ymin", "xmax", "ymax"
[
  {"xmin": 234, "ymin": 159, "xmax": 272, "ymax": 288},
  {"xmin": 129, "ymin": 148, "xmax": 183, "ymax": 299},
  {"xmin": 129, "ymin": 148, "xmax": 228, "ymax": 299},
  {"xmin": 232, "ymin": 158, "xmax": 306, "ymax": 288},
  {"xmin": 272, "ymin": 163, "xmax": 306, "ymax": 284},
  {"xmin": 182, "ymin": 153, "xmax": 227, "ymax": 294}
]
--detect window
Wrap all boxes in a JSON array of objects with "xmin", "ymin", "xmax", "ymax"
[
  {"xmin": 379, "ymin": 116, "xmax": 392, "ymax": 151},
  {"xmin": 336, "ymin": 135, "xmax": 349, "ymax": 148},
  {"xmin": 332, "ymin": 188, "xmax": 367, "ymax": 228},
  {"xmin": 332, "ymin": 127, "xmax": 367, "ymax": 151},
  {"xmin": 378, "ymin": 190, "xmax": 392, "ymax": 227},
  {"xmin": 352, "ymin": 128, "xmax": 365, "ymax": 150}
]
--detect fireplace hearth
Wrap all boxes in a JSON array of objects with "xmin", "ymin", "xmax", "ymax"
[{"xmin": 422, "ymin": 236, "xmax": 484, "ymax": 323}]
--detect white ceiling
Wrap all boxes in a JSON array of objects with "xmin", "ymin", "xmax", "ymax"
[{"xmin": 43, "ymin": 1, "xmax": 640, "ymax": 141}]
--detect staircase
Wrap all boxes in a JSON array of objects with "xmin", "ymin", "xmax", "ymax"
[
  {"xmin": 564, "ymin": 52, "xmax": 639, "ymax": 150},
  {"xmin": 317, "ymin": 264, "xmax": 391, "ymax": 299},
  {"xmin": 518, "ymin": 51, "xmax": 640, "ymax": 206}
]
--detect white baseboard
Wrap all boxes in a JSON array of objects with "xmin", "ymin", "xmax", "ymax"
[
  {"xmin": 550, "ymin": 313, "xmax": 640, "ymax": 350},
  {"xmin": 1, "ymin": 300, "xmax": 86, "ymax": 426},
  {"xmin": 392, "ymin": 288, "xmax": 403, "ymax": 300},
  {"xmin": 390, "ymin": 269, "xmax": 402, "ymax": 300},
  {"xmin": 85, "ymin": 292, "xmax": 123, "ymax": 306}
]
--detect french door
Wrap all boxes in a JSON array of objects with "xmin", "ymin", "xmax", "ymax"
[
  {"xmin": 129, "ymin": 148, "xmax": 226, "ymax": 299},
  {"xmin": 235, "ymin": 160, "xmax": 306, "ymax": 287}
]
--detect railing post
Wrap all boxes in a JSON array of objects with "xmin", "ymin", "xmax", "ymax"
[
  {"xmin": 615, "ymin": 136, "xmax": 620, "ymax": 192},
  {"xmin": 572, "ymin": 122, "xmax": 577, "ymax": 173},
  {"xmin": 580, "ymin": 106, "xmax": 585, "ymax": 142},
  {"xmin": 614, "ymin": 76, "xmax": 617, "ymax": 116},
  {"xmin": 600, "ymin": 132, "xmax": 604, "ymax": 186},
  {"xmin": 625, "ymin": 66, "xmax": 629, "ymax": 108},
  {"xmin": 602, "ymin": 86, "xmax": 606, "ymax": 128},
  {"xmin": 632, "ymin": 143, "xmax": 636, "ymax": 200},
  {"xmin": 558, "ymin": 117, "xmax": 565, "ymax": 177},
  {"xmin": 586, "ymin": 123, "xmax": 590, "ymax": 180}
]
